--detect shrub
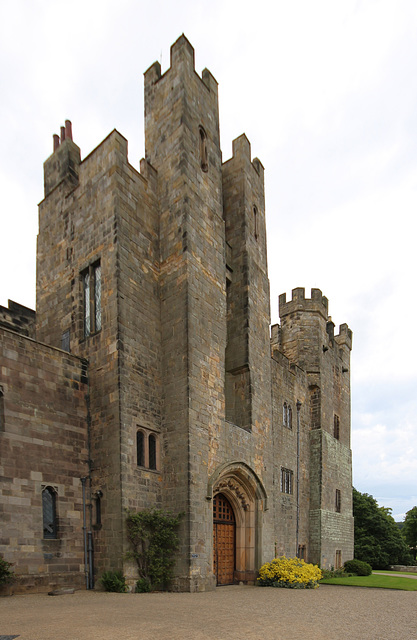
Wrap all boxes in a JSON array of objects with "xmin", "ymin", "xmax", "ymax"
[
  {"xmin": 100, "ymin": 570, "xmax": 128, "ymax": 592},
  {"xmin": 135, "ymin": 577, "xmax": 151, "ymax": 593},
  {"xmin": 0, "ymin": 555, "xmax": 15, "ymax": 586},
  {"xmin": 258, "ymin": 556, "xmax": 322, "ymax": 589},
  {"xmin": 321, "ymin": 567, "xmax": 348, "ymax": 579},
  {"xmin": 126, "ymin": 508, "xmax": 182, "ymax": 591},
  {"xmin": 344, "ymin": 559, "xmax": 372, "ymax": 576}
]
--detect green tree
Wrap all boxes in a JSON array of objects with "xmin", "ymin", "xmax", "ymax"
[
  {"xmin": 402, "ymin": 506, "xmax": 417, "ymax": 561},
  {"xmin": 353, "ymin": 488, "xmax": 412, "ymax": 569}
]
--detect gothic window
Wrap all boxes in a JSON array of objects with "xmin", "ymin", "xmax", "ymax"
[
  {"xmin": 281, "ymin": 467, "xmax": 293, "ymax": 494},
  {"xmin": 82, "ymin": 261, "xmax": 101, "ymax": 337},
  {"xmin": 149, "ymin": 434, "xmax": 157, "ymax": 470},
  {"xmin": 199, "ymin": 126, "xmax": 208, "ymax": 172},
  {"xmin": 335, "ymin": 489, "xmax": 341, "ymax": 513},
  {"xmin": 42, "ymin": 486, "xmax": 57, "ymax": 539},
  {"xmin": 136, "ymin": 428, "xmax": 159, "ymax": 471},
  {"xmin": 334, "ymin": 414, "xmax": 340, "ymax": 440},
  {"xmin": 136, "ymin": 430, "xmax": 145, "ymax": 467}
]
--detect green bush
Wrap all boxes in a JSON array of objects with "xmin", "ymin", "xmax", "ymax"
[
  {"xmin": 135, "ymin": 577, "xmax": 151, "ymax": 593},
  {"xmin": 321, "ymin": 567, "xmax": 348, "ymax": 579},
  {"xmin": 0, "ymin": 555, "xmax": 15, "ymax": 585},
  {"xmin": 126, "ymin": 508, "xmax": 182, "ymax": 591},
  {"xmin": 100, "ymin": 570, "xmax": 128, "ymax": 592},
  {"xmin": 258, "ymin": 556, "xmax": 322, "ymax": 589},
  {"xmin": 344, "ymin": 559, "xmax": 372, "ymax": 576}
]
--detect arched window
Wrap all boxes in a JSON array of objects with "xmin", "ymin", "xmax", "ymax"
[
  {"xmin": 42, "ymin": 487, "xmax": 57, "ymax": 539},
  {"xmin": 149, "ymin": 434, "xmax": 157, "ymax": 470},
  {"xmin": 199, "ymin": 126, "xmax": 208, "ymax": 172},
  {"xmin": 137, "ymin": 430, "xmax": 145, "ymax": 467}
]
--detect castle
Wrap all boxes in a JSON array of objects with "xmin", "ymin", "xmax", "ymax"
[{"xmin": 0, "ymin": 35, "xmax": 353, "ymax": 593}]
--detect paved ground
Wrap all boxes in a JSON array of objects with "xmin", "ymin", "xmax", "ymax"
[{"xmin": 1, "ymin": 584, "xmax": 416, "ymax": 640}]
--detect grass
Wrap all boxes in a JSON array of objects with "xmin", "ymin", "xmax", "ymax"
[
  {"xmin": 320, "ymin": 572, "xmax": 417, "ymax": 591},
  {"xmin": 373, "ymin": 569, "xmax": 417, "ymax": 576}
]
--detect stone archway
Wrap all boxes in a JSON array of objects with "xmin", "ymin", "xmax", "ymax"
[{"xmin": 208, "ymin": 462, "xmax": 267, "ymax": 584}]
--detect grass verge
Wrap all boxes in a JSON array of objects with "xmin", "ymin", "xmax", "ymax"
[
  {"xmin": 373, "ymin": 569, "xmax": 417, "ymax": 576},
  {"xmin": 320, "ymin": 574, "xmax": 417, "ymax": 591}
]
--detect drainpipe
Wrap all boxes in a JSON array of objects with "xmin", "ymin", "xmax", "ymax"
[
  {"xmin": 81, "ymin": 476, "xmax": 89, "ymax": 589},
  {"xmin": 296, "ymin": 400, "xmax": 301, "ymax": 557}
]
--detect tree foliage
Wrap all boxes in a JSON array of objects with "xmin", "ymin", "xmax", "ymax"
[
  {"xmin": 126, "ymin": 509, "xmax": 182, "ymax": 591},
  {"xmin": 353, "ymin": 488, "xmax": 412, "ymax": 569},
  {"xmin": 402, "ymin": 506, "xmax": 417, "ymax": 560}
]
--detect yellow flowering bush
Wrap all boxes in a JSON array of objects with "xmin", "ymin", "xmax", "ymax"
[{"xmin": 257, "ymin": 556, "xmax": 322, "ymax": 589}]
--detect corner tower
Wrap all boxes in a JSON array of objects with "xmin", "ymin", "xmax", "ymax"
[{"xmin": 279, "ymin": 288, "xmax": 354, "ymax": 567}]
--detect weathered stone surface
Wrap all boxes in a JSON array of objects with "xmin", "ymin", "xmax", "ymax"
[{"xmin": 0, "ymin": 35, "xmax": 353, "ymax": 593}]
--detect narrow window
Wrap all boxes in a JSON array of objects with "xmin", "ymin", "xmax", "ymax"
[
  {"xmin": 93, "ymin": 262, "xmax": 102, "ymax": 332},
  {"xmin": 335, "ymin": 550, "xmax": 342, "ymax": 569},
  {"xmin": 82, "ymin": 261, "xmax": 102, "ymax": 337},
  {"xmin": 334, "ymin": 414, "xmax": 340, "ymax": 440},
  {"xmin": 335, "ymin": 489, "xmax": 341, "ymax": 513},
  {"xmin": 298, "ymin": 544, "xmax": 306, "ymax": 560},
  {"xmin": 0, "ymin": 386, "xmax": 4, "ymax": 432},
  {"xmin": 281, "ymin": 467, "xmax": 293, "ymax": 494},
  {"xmin": 288, "ymin": 405, "xmax": 292, "ymax": 429},
  {"xmin": 61, "ymin": 329, "xmax": 70, "ymax": 352},
  {"xmin": 83, "ymin": 270, "xmax": 91, "ymax": 337},
  {"xmin": 199, "ymin": 126, "xmax": 208, "ymax": 172},
  {"xmin": 253, "ymin": 205, "xmax": 258, "ymax": 240},
  {"xmin": 42, "ymin": 487, "xmax": 57, "ymax": 539},
  {"xmin": 148, "ymin": 434, "xmax": 157, "ymax": 470},
  {"xmin": 283, "ymin": 403, "xmax": 287, "ymax": 427},
  {"xmin": 137, "ymin": 431, "xmax": 144, "ymax": 467}
]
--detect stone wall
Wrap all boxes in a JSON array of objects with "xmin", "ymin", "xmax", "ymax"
[{"xmin": 0, "ymin": 327, "xmax": 88, "ymax": 592}]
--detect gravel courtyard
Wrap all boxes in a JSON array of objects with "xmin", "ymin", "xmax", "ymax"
[{"xmin": 1, "ymin": 584, "xmax": 416, "ymax": 640}]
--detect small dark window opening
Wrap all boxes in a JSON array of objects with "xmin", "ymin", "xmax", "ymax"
[
  {"xmin": 281, "ymin": 467, "xmax": 293, "ymax": 494},
  {"xmin": 199, "ymin": 126, "xmax": 208, "ymax": 172},
  {"xmin": 298, "ymin": 544, "xmax": 306, "ymax": 560},
  {"xmin": 42, "ymin": 486, "xmax": 57, "ymax": 539},
  {"xmin": 334, "ymin": 414, "xmax": 340, "ymax": 440},
  {"xmin": 288, "ymin": 405, "xmax": 292, "ymax": 429},
  {"xmin": 149, "ymin": 434, "xmax": 157, "ymax": 470},
  {"xmin": 253, "ymin": 205, "xmax": 258, "ymax": 240},
  {"xmin": 336, "ymin": 489, "xmax": 341, "ymax": 513},
  {"xmin": 137, "ymin": 431, "xmax": 144, "ymax": 467}
]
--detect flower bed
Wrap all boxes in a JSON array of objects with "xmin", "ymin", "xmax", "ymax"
[{"xmin": 257, "ymin": 556, "xmax": 322, "ymax": 589}]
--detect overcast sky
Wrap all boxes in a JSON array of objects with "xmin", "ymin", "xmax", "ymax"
[{"xmin": 1, "ymin": 0, "xmax": 416, "ymax": 520}]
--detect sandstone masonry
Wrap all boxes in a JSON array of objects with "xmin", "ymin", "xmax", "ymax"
[{"xmin": 0, "ymin": 35, "xmax": 353, "ymax": 593}]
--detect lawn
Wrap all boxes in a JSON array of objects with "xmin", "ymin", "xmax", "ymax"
[{"xmin": 320, "ymin": 572, "xmax": 417, "ymax": 591}]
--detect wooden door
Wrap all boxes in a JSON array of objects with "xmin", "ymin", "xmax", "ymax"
[{"xmin": 213, "ymin": 493, "xmax": 235, "ymax": 585}]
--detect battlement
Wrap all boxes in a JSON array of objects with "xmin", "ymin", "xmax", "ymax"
[
  {"xmin": 144, "ymin": 34, "xmax": 218, "ymax": 97},
  {"xmin": 335, "ymin": 323, "xmax": 353, "ymax": 350},
  {"xmin": 279, "ymin": 288, "xmax": 329, "ymax": 320},
  {"xmin": 223, "ymin": 134, "xmax": 264, "ymax": 181}
]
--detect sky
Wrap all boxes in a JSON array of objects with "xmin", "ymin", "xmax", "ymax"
[{"xmin": 1, "ymin": 0, "xmax": 416, "ymax": 520}]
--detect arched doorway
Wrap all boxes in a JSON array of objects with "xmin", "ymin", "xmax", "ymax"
[
  {"xmin": 213, "ymin": 493, "xmax": 235, "ymax": 585},
  {"xmin": 208, "ymin": 461, "xmax": 268, "ymax": 585}
]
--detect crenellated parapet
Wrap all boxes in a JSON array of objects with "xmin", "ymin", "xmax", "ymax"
[{"xmin": 279, "ymin": 287, "xmax": 328, "ymax": 320}]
